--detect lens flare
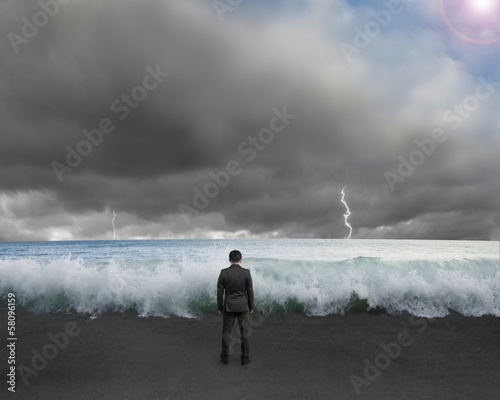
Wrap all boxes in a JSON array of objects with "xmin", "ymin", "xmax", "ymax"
[
  {"xmin": 440, "ymin": 0, "xmax": 500, "ymax": 44},
  {"xmin": 470, "ymin": 0, "xmax": 496, "ymax": 14}
]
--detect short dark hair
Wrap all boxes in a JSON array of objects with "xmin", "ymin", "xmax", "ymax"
[{"xmin": 229, "ymin": 250, "xmax": 242, "ymax": 263}]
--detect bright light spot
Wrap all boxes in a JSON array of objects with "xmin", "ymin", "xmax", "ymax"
[{"xmin": 470, "ymin": 0, "xmax": 497, "ymax": 14}]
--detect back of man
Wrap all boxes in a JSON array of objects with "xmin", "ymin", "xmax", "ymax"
[
  {"xmin": 218, "ymin": 264, "xmax": 253, "ymax": 312},
  {"xmin": 217, "ymin": 250, "xmax": 254, "ymax": 365}
]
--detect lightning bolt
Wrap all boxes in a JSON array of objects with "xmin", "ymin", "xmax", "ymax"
[
  {"xmin": 340, "ymin": 186, "xmax": 352, "ymax": 239},
  {"xmin": 112, "ymin": 209, "xmax": 116, "ymax": 240}
]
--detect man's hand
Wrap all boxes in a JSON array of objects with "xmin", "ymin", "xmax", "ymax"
[
  {"xmin": 218, "ymin": 310, "xmax": 222, "ymax": 315},
  {"xmin": 250, "ymin": 310, "xmax": 253, "ymax": 314}
]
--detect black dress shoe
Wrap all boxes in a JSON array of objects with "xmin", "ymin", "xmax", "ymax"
[
  {"xmin": 219, "ymin": 358, "xmax": 228, "ymax": 365},
  {"xmin": 241, "ymin": 359, "xmax": 251, "ymax": 366}
]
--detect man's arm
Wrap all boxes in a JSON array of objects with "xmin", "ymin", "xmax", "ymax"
[
  {"xmin": 246, "ymin": 271, "xmax": 254, "ymax": 313},
  {"xmin": 217, "ymin": 272, "xmax": 224, "ymax": 314}
]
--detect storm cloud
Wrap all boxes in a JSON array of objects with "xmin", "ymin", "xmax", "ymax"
[{"xmin": 1, "ymin": 0, "xmax": 499, "ymax": 241}]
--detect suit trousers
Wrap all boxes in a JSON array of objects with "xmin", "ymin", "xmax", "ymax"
[{"xmin": 220, "ymin": 311, "xmax": 250, "ymax": 362}]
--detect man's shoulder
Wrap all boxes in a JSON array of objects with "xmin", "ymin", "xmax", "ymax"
[
  {"xmin": 240, "ymin": 266, "xmax": 252, "ymax": 276},
  {"xmin": 234, "ymin": 265, "xmax": 251, "ymax": 273},
  {"xmin": 221, "ymin": 265, "xmax": 251, "ymax": 273}
]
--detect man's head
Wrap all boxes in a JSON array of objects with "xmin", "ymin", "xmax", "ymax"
[{"xmin": 229, "ymin": 250, "xmax": 242, "ymax": 264}]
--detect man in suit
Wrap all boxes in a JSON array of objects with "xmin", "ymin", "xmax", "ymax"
[{"xmin": 217, "ymin": 250, "xmax": 254, "ymax": 365}]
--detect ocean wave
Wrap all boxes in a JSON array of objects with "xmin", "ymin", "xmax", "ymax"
[{"xmin": 1, "ymin": 252, "xmax": 498, "ymax": 318}]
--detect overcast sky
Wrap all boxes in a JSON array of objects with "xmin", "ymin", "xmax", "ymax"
[{"xmin": 1, "ymin": 0, "xmax": 499, "ymax": 241}]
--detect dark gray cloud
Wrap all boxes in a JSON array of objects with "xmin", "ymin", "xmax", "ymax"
[{"xmin": 0, "ymin": 0, "xmax": 498, "ymax": 241}]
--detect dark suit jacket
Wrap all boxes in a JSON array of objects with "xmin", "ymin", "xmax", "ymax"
[{"xmin": 217, "ymin": 264, "xmax": 254, "ymax": 313}]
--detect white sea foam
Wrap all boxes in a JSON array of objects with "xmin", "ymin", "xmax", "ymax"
[{"xmin": 0, "ymin": 239, "xmax": 498, "ymax": 318}]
